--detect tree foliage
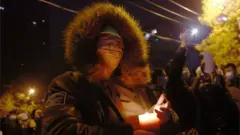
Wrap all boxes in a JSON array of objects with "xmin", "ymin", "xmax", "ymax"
[{"xmin": 196, "ymin": 0, "xmax": 240, "ymax": 67}]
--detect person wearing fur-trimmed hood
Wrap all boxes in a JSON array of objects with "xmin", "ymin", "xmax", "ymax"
[{"xmin": 41, "ymin": 3, "xmax": 176, "ymax": 135}]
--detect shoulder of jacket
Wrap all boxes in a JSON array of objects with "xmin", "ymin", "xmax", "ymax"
[
  {"xmin": 49, "ymin": 71, "xmax": 86, "ymax": 93},
  {"xmin": 46, "ymin": 71, "xmax": 87, "ymax": 107}
]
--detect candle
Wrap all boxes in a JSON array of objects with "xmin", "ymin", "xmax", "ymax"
[{"xmin": 138, "ymin": 113, "xmax": 161, "ymax": 130}]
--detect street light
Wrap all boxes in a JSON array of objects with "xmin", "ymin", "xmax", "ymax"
[{"xmin": 28, "ymin": 88, "xmax": 35, "ymax": 95}]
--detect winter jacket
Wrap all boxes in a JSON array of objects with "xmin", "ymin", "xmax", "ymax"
[
  {"xmin": 41, "ymin": 71, "xmax": 134, "ymax": 135},
  {"xmin": 42, "ymin": 71, "xmax": 181, "ymax": 135}
]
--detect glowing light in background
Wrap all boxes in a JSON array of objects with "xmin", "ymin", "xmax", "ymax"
[
  {"xmin": 151, "ymin": 29, "xmax": 157, "ymax": 35},
  {"xmin": 32, "ymin": 21, "xmax": 37, "ymax": 25},
  {"xmin": 0, "ymin": 6, "xmax": 4, "ymax": 11},
  {"xmin": 217, "ymin": 15, "xmax": 228, "ymax": 22},
  {"xmin": 211, "ymin": 0, "xmax": 227, "ymax": 7},
  {"xmin": 191, "ymin": 28, "xmax": 199, "ymax": 36},
  {"xmin": 145, "ymin": 33, "xmax": 151, "ymax": 40},
  {"xmin": 222, "ymin": 16, "xmax": 228, "ymax": 21},
  {"xmin": 28, "ymin": 88, "xmax": 35, "ymax": 95}
]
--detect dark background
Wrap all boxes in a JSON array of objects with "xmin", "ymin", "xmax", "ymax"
[{"xmin": 1, "ymin": 0, "xmax": 205, "ymax": 95}]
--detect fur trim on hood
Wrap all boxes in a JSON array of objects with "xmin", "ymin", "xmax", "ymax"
[{"xmin": 64, "ymin": 3, "xmax": 149, "ymax": 74}]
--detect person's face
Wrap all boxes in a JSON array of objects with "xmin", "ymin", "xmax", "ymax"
[
  {"xmin": 224, "ymin": 67, "xmax": 236, "ymax": 80},
  {"xmin": 121, "ymin": 67, "xmax": 148, "ymax": 88},
  {"xmin": 182, "ymin": 67, "xmax": 190, "ymax": 81},
  {"xmin": 96, "ymin": 34, "xmax": 123, "ymax": 80},
  {"xmin": 156, "ymin": 71, "xmax": 168, "ymax": 87}
]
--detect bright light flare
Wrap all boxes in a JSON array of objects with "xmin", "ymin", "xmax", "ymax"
[
  {"xmin": 145, "ymin": 33, "xmax": 151, "ymax": 40},
  {"xmin": 151, "ymin": 29, "xmax": 157, "ymax": 35},
  {"xmin": 0, "ymin": 6, "xmax": 4, "ymax": 11},
  {"xmin": 218, "ymin": 15, "xmax": 228, "ymax": 22},
  {"xmin": 32, "ymin": 21, "xmax": 37, "ymax": 25},
  {"xmin": 211, "ymin": 0, "xmax": 227, "ymax": 6},
  {"xmin": 222, "ymin": 16, "xmax": 228, "ymax": 21},
  {"xmin": 191, "ymin": 28, "xmax": 199, "ymax": 36},
  {"xmin": 212, "ymin": 0, "xmax": 227, "ymax": 3},
  {"xmin": 28, "ymin": 88, "xmax": 35, "ymax": 95}
]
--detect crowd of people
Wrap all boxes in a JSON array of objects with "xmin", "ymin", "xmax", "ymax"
[
  {"xmin": 0, "ymin": 91, "xmax": 44, "ymax": 135},
  {"xmin": 1, "ymin": 2, "xmax": 239, "ymax": 135},
  {"xmin": 0, "ymin": 108, "xmax": 43, "ymax": 135}
]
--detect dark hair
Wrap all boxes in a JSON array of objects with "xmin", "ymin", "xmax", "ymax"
[
  {"xmin": 165, "ymin": 60, "xmax": 172, "ymax": 76},
  {"xmin": 224, "ymin": 63, "xmax": 237, "ymax": 71},
  {"xmin": 151, "ymin": 69, "xmax": 164, "ymax": 84}
]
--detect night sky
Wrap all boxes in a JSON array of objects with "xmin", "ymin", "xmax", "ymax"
[{"xmin": 1, "ymin": 0, "xmax": 204, "ymax": 94}]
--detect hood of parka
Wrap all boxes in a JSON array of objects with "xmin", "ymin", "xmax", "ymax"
[{"xmin": 64, "ymin": 3, "xmax": 150, "ymax": 80}]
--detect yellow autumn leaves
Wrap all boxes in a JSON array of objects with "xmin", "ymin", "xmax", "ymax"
[{"xmin": 196, "ymin": 0, "xmax": 240, "ymax": 68}]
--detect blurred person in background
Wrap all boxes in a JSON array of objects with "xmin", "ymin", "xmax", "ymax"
[
  {"xmin": 149, "ymin": 69, "xmax": 168, "ymax": 98},
  {"xmin": 224, "ymin": 63, "xmax": 240, "ymax": 88},
  {"xmin": 194, "ymin": 61, "xmax": 239, "ymax": 134},
  {"xmin": 195, "ymin": 82, "xmax": 239, "ymax": 135},
  {"xmin": 223, "ymin": 63, "xmax": 240, "ymax": 117},
  {"xmin": 181, "ymin": 66, "xmax": 191, "ymax": 85},
  {"xmin": 2, "ymin": 110, "xmax": 22, "ymax": 135},
  {"xmin": 32, "ymin": 108, "xmax": 43, "ymax": 135}
]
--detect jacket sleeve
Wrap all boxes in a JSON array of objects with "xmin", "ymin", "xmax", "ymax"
[
  {"xmin": 41, "ymin": 72, "xmax": 133, "ymax": 135},
  {"xmin": 168, "ymin": 47, "xmax": 187, "ymax": 83}
]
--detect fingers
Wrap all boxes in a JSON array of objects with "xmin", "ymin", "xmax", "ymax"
[
  {"xmin": 160, "ymin": 101, "xmax": 171, "ymax": 109},
  {"xmin": 154, "ymin": 108, "xmax": 162, "ymax": 114},
  {"xmin": 156, "ymin": 93, "xmax": 166, "ymax": 105},
  {"xmin": 154, "ymin": 108, "xmax": 169, "ymax": 115},
  {"xmin": 155, "ymin": 101, "xmax": 171, "ymax": 111},
  {"xmin": 155, "ymin": 108, "xmax": 170, "ymax": 123},
  {"xmin": 154, "ymin": 109, "xmax": 170, "ymax": 123}
]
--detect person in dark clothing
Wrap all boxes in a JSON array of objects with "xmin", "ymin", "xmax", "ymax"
[
  {"xmin": 2, "ymin": 112, "xmax": 22, "ymax": 135},
  {"xmin": 223, "ymin": 63, "xmax": 240, "ymax": 88},
  {"xmin": 41, "ymin": 3, "xmax": 174, "ymax": 135},
  {"xmin": 150, "ymin": 69, "xmax": 168, "ymax": 98},
  {"xmin": 165, "ymin": 32, "xmax": 199, "ymax": 133},
  {"xmin": 223, "ymin": 63, "xmax": 240, "ymax": 125},
  {"xmin": 195, "ymin": 83, "xmax": 239, "ymax": 135},
  {"xmin": 32, "ymin": 109, "xmax": 43, "ymax": 135},
  {"xmin": 194, "ymin": 62, "xmax": 239, "ymax": 134}
]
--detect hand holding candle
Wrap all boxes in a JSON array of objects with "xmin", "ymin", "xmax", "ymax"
[
  {"xmin": 138, "ymin": 113, "xmax": 161, "ymax": 130},
  {"xmin": 125, "ymin": 94, "xmax": 171, "ymax": 131},
  {"xmin": 138, "ymin": 94, "xmax": 171, "ymax": 130},
  {"xmin": 154, "ymin": 93, "xmax": 171, "ymax": 124}
]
